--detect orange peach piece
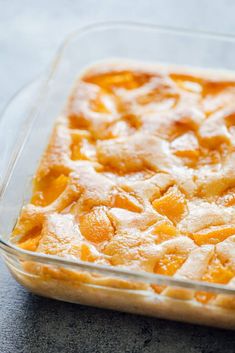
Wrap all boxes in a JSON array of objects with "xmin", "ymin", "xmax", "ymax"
[
  {"xmin": 16, "ymin": 225, "xmax": 42, "ymax": 251},
  {"xmin": 152, "ymin": 186, "xmax": 187, "ymax": 224},
  {"xmin": 79, "ymin": 207, "xmax": 114, "ymax": 243},
  {"xmin": 80, "ymin": 243, "xmax": 98, "ymax": 262},
  {"xmin": 70, "ymin": 135, "xmax": 83, "ymax": 160},
  {"xmin": 84, "ymin": 71, "xmax": 150, "ymax": 91},
  {"xmin": 32, "ymin": 174, "xmax": 68, "ymax": 206},
  {"xmin": 154, "ymin": 253, "xmax": 186, "ymax": 276},
  {"xmin": 219, "ymin": 188, "xmax": 235, "ymax": 206},
  {"xmin": 18, "ymin": 234, "xmax": 42, "ymax": 252},
  {"xmin": 152, "ymin": 221, "xmax": 179, "ymax": 243},
  {"xmin": 193, "ymin": 225, "xmax": 235, "ymax": 245},
  {"xmin": 195, "ymin": 255, "xmax": 234, "ymax": 304},
  {"xmin": 113, "ymin": 191, "xmax": 142, "ymax": 212}
]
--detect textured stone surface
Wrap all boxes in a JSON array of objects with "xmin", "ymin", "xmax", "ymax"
[{"xmin": 1, "ymin": 1, "xmax": 235, "ymax": 352}]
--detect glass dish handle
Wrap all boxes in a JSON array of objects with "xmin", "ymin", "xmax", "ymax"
[{"xmin": 0, "ymin": 78, "xmax": 43, "ymax": 186}]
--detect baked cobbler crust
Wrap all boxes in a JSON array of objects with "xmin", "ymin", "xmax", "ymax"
[{"xmin": 12, "ymin": 61, "xmax": 235, "ymax": 310}]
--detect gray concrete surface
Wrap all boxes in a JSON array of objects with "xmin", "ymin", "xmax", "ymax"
[{"xmin": 1, "ymin": 1, "xmax": 235, "ymax": 352}]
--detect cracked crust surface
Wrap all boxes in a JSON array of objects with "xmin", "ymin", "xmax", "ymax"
[{"xmin": 12, "ymin": 60, "xmax": 235, "ymax": 309}]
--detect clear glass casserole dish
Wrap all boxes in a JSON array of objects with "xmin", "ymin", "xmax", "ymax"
[{"xmin": 0, "ymin": 22, "xmax": 235, "ymax": 329}]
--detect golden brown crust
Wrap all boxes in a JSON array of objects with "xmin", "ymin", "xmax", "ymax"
[{"xmin": 12, "ymin": 61, "xmax": 235, "ymax": 307}]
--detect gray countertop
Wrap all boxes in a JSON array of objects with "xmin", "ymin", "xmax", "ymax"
[{"xmin": 1, "ymin": 1, "xmax": 235, "ymax": 352}]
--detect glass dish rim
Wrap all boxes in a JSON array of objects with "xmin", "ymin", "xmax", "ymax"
[{"xmin": 1, "ymin": 21, "xmax": 235, "ymax": 297}]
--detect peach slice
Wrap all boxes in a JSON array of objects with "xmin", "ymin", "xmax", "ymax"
[
  {"xmin": 195, "ymin": 255, "xmax": 234, "ymax": 304},
  {"xmin": 219, "ymin": 188, "xmax": 235, "ymax": 207},
  {"xmin": 152, "ymin": 221, "xmax": 179, "ymax": 244},
  {"xmin": 32, "ymin": 174, "xmax": 68, "ymax": 207},
  {"xmin": 84, "ymin": 71, "xmax": 151, "ymax": 91},
  {"xmin": 113, "ymin": 191, "xmax": 142, "ymax": 212},
  {"xmin": 80, "ymin": 243, "xmax": 98, "ymax": 262},
  {"xmin": 152, "ymin": 186, "xmax": 187, "ymax": 224},
  {"xmin": 17, "ymin": 226, "xmax": 42, "ymax": 251},
  {"xmin": 193, "ymin": 225, "xmax": 235, "ymax": 245},
  {"xmin": 79, "ymin": 207, "xmax": 114, "ymax": 243},
  {"xmin": 154, "ymin": 253, "xmax": 186, "ymax": 276}
]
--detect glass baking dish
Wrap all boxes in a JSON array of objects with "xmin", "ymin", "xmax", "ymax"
[{"xmin": 0, "ymin": 22, "xmax": 235, "ymax": 329}]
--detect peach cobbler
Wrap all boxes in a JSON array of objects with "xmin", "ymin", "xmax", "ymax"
[{"xmin": 12, "ymin": 61, "xmax": 235, "ymax": 308}]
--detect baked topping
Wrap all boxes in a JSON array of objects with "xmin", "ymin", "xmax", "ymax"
[{"xmin": 12, "ymin": 61, "xmax": 235, "ymax": 304}]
